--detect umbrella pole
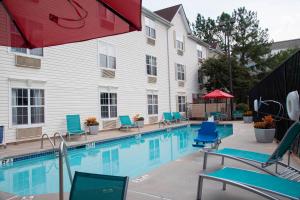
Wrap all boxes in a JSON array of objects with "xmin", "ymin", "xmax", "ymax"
[{"xmin": 204, "ymin": 100, "xmax": 207, "ymax": 119}]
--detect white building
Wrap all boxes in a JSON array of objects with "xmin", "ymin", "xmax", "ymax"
[{"xmin": 0, "ymin": 4, "xmax": 210, "ymax": 143}]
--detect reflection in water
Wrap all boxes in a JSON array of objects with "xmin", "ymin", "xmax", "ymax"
[
  {"xmin": 177, "ymin": 130, "xmax": 188, "ymax": 152},
  {"xmin": 102, "ymin": 148, "xmax": 119, "ymax": 175},
  {"xmin": 149, "ymin": 138, "xmax": 160, "ymax": 163},
  {"xmin": 12, "ymin": 166, "xmax": 47, "ymax": 196}
]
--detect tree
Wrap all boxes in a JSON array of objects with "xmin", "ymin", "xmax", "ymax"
[
  {"xmin": 201, "ymin": 55, "xmax": 253, "ymax": 103},
  {"xmin": 193, "ymin": 7, "xmax": 271, "ymax": 67},
  {"xmin": 231, "ymin": 7, "xmax": 271, "ymax": 67},
  {"xmin": 254, "ymin": 48, "xmax": 299, "ymax": 80},
  {"xmin": 192, "ymin": 14, "xmax": 219, "ymax": 45}
]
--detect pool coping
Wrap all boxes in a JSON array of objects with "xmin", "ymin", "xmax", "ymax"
[{"xmin": 0, "ymin": 122, "xmax": 233, "ymax": 166}]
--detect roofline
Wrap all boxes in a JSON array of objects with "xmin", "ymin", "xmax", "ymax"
[
  {"xmin": 177, "ymin": 5, "xmax": 192, "ymax": 34},
  {"xmin": 188, "ymin": 35, "xmax": 210, "ymax": 48},
  {"xmin": 142, "ymin": 7, "xmax": 172, "ymax": 27},
  {"xmin": 272, "ymin": 38, "xmax": 300, "ymax": 44}
]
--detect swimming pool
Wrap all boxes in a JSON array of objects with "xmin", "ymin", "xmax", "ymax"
[{"xmin": 0, "ymin": 124, "xmax": 233, "ymax": 196}]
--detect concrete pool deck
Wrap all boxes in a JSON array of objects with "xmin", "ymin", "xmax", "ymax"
[{"xmin": 1, "ymin": 121, "xmax": 300, "ymax": 200}]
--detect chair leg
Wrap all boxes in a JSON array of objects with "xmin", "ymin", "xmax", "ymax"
[
  {"xmin": 222, "ymin": 182, "xmax": 226, "ymax": 191},
  {"xmin": 203, "ymin": 151, "xmax": 208, "ymax": 170},
  {"xmin": 221, "ymin": 156, "xmax": 225, "ymax": 165},
  {"xmin": 197, "ymin": 176, "xmax": 204, "ymax": 200}
]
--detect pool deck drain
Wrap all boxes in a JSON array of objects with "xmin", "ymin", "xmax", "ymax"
[{"xmin": 1, "ymin": 121, "xmax": 300, "ymax": 200}]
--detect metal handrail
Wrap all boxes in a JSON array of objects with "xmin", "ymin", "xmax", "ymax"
[
  {"xmin": 59, "ymin": 141, "xmax": 73, "ymax": 200},
  {"xmin": 41, "ymin": 133, "xmax": 55, "ymax": 152},
  {"xmin": 54, "ymin": 132, "xmax": 65, "ymax": 146}
]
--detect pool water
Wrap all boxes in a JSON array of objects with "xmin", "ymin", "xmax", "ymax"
[{"xmin": 0, "ymin": 124, "xmax": 232, "ymax": 196}]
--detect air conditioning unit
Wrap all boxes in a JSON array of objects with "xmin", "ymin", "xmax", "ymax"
[
  {"xmin": 15, "ymin": 55, "xmax": 41, "ymax": 69},
  {"xmin": 147, "ymin": 37, "xmax": 156, "ymax": 46},
  {"xmin": 102, "ymin": 69, "xmax": 115, "ymax": 78},
  {"xmin": 177, "ymin": 49, "xmax": 184, "ymax": 56}
]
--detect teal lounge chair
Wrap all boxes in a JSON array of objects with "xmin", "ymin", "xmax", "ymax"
[
  {"xmin": 203, "ymin": 121, "xmax": 300, "ymax": 174},
  {"xmin": 163, "ymin": 112, "xmax": 176, "ymax": 124},
  {"xmin": 197, "ymin": 167, "xmax": 300, "ymax": 200},
  {"xmin": 119, "ymin": 116, "xmax": 139, "ymax": 131},
  {"xmin": 233, "ymin": 110, "xmax": 243, "ymax": 120},
  {"xmin": 70, "ymin": 171, "xmax": 129, "ymax": 200},
  {"xmin": 66, "ymin": 115, "xmax": 86, "ymax": 140},
  {"xmin": 173, "ymin": 112, "xmax": 189, "ymax": 123}
]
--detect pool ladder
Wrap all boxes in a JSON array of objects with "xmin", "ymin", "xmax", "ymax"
[
  {"xmin": 41, "ymin": 133, "xmax": 55, "ymax": 152},
  {"xmin": 59, "ymin": 141, "xmax": 73, "ymax": 200}
]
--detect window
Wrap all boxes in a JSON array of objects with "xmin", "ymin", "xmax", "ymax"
[
  {"xmin": 99, "ymin": 42, "xmax": 116, "ymax": 69},
  {"xmin": 147, "ymin": 94, "xmax": 158, "ymax": 115},
  {"xmin": 178, "ymin": 96, "xmax": 186, "ymax": 113},
  {"xmin": 11, "ymin": 88, "xmax": 45, "ymax": 126},
  {"xmin": 100, "ymin": 92, "xmax": 117, "ymax": 119},
  {"xmin": 11, "ymin": 48, "xmax": 43, "ymax": 57},
  {"xmin": 197, "ymin": 45, "xmax": 203, "ymax": 59},
  {"xmin": 145, "ymin": 17, "xmax": 156, "ymax": 39},
  {"xmin": 146, "ymin": 55, "xmax": 157, "ymax": 76},
  {"xmin": 176, "ymin": 32, "xmax": 184, "ymax": 51},
  {"xmin": 176, "ymin": 64, "xmax": 185, "ymax": 81}
]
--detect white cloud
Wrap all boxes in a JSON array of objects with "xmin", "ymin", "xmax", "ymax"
[{"xmin": 143, "ymin": 0, "xmax": 300, "ymax": 41}]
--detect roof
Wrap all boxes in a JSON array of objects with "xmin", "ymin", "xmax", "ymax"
[
  {"xmin": 142, "ymin": 7, "xmax": 172, "ymax": 27},
  {"xmin": 271, "ymin": 38, "xmax": 300, "ymax": 50},
  {"xmin": 154, "ymin": 4, "xmax": 182, "ymax": 22}
]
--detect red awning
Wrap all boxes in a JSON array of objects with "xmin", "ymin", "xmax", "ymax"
[
  {"xmin": 203, "ymin": 89, "xmax": 234, "ymax": 99},
  {"xmin": 0, "ymin": 0, "xmax": 142, "ymax": 48}
]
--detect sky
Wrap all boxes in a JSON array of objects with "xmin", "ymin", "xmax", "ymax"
[{"xmin": 143, "ymin": 0, "xmax": 300, "ymax": 42}]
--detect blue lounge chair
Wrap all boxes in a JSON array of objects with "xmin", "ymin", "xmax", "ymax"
[
  {"xmin": 119, "ymin": 116, "xmax": 139, "ymax": 131},
  {"xmin": 197, "ymin": 167, "xmax": 300, "ymax": 200},
  {"xmin": 66, "ymin": 115, "xmax": 86, "ymax": 140},
  {"xmin": 173, "ymin": 112, "xmax": 189, "ymax": 123},
  {"xmin": 193, "ymin": 122, "xmax": 219, "ymax": 148},
  {"xmin": 70, "ymin": 171, "xmax": 129, "ymax": 200},
  {"xmin": 203, "ymin": 121, "xmax": 300, "ymax": 174}
]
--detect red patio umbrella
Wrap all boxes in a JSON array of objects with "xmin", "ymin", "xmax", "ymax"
[
  {"xmin": 202, "ymin": 89, "xmax": 234, "ymax": 114},
  {"xmin": 0, "ymin": 0, "xmax": 142, "ymax": 48},
  {"xmin": 203, "ymin": 89, "xmax": 234, "ymax": 99}
]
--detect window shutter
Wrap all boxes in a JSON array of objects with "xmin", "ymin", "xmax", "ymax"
[
  {"xmin": 173, "ymin": 30, "xmax": 176, "ymax": 48},
  {"xmin": 176, "ymin": 95, "xmax": 179, "ymax": 112},
  {"xmin": 183, "ymin": 65, "xmax": 186, "ymax": 81},
  {"xmin": 183, "ymin": 36, "xmax": 186, "ymax": 51},
  {"xmin": 175, "ymin": 63, "xmax": 178, "ymax": 80}
]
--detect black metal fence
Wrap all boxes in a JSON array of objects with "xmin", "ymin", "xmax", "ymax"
[{"xmin": 249, "ymin": 50, "xmax": 300, "ymax": 157}]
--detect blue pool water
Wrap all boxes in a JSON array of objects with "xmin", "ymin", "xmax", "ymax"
[{"xmin": 0, "ymin": 124, "xmax": 232, "ymax": 196}]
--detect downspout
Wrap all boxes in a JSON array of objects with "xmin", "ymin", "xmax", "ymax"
[{"xmin": 166, "ymin": 26, "xmax": 172, "ymax": 112}]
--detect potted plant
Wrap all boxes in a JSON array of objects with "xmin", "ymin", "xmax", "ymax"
[
  {"xmin": 243, "ymin": 111, "xmax": 253, "ymax": 123},
  {"xmin": 254, "ymin": 115, "xmax": 275, "ymax": 143},
  {"xmin": 133, "ymin": 114, "xmax": 144, "ymax": 128},
  {"xmin": 85, "ymin": 117, "xmax": 99, "ymax": 135}
]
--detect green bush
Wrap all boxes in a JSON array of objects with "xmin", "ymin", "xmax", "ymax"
[{"xmin": 236, "ymin": 103, "xmax": 249, "ymax": 112}]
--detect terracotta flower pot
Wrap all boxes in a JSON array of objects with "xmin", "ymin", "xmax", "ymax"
[{"xmin": 254, "ymin": 128, "xmax": 275, "ymax": 143}]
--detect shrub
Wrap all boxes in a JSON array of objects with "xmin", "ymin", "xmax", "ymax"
[
  {"xmin": 85, "ymin": 117, "xmax": 99, "ymax": 126},
  {"xmin": 254, "ymin": 115, "xmax": 275, "ymax": 129},
  {"xmin": 236, "ymin": 103, "xmax": 249, "ymax": 113}
]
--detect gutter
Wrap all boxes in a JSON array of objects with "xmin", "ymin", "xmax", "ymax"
[{"xmin": 166, "ymin": 26, "xmax": 172, "ymax": 112}]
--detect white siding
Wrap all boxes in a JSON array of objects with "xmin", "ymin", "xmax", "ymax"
[{"xmin": 0, "ymin": 9, "xmax": 209, "ymax": 143}]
